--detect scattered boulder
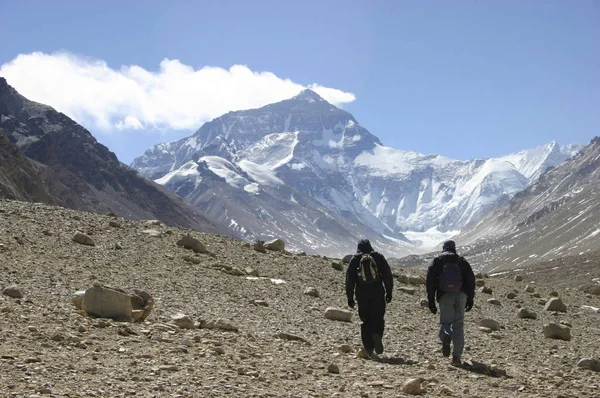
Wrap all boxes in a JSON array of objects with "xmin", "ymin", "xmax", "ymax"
[
  {"xmin": 71, "ymin": 291, "xmax": 85, "ymax": 309},
  {"xmin": 327, "ymin": 363, "xmax": 340, "ymax": 374},
  {"xmin": 199, "ymin": 319, "xmax": 239, "ymax": 332},
  {"xmin": 339, "ymin": 344, "xmax": 353, "ymax": 353},
  {"xmin": 144, "ymin": 220, "xmax": 161, "ymax": 226},
  {"xmin": 331, "ymin": 260, "xmax": 343, "ymax": 271},
  {"xmin": 172, "ymin": 313, "xmax": 195, "ymax": 329},
  {"xmin": 475, "ymin": 272, "xmax": 484, "ymax": 279},
  {"xmin": 72, "ymin": 231, "xmax": 95, "ymax": 246},
  {"xmin": 82, "ymin": 284, "xmax": 133, "ymax": 322},
  {"xmin": 402, "ymin": 378, "xmax": 423, "ymax": 395},
  {"xmin": 525, "ymin": 285, "xmax": 535, "ymax": 293},
  {"xmin": 182, "ymin": 255, "xmax": 201, "ymax": 265},
  {"xmin": 506, "ymin": 292, "xmax": 517, "ymax": 299},
  {"xmin": 479, "ymin": 319, "xmax": 500, "ymax": 331},
  {"xmin": 251, "ymin": 299, "xmax": 269, "ymax": 307},
  {"xmin": 514, "ymin": 275, "xmax": 523, "ymax": 282},
  {"xmin": 176, "ymin": 235, "xmax": 209, "ymax": 254},
  {"xmin": 487, "ymin": 298, "xmax": 501, "ymax": 306},
  {"xmin": 324, "ymin": 307, "xmax": 353, "ymax": 322},
  {"xmin": 304, "ymin": 287, "xmax": 320, "ymax": 298},
  {"xmin": 2, "ymin": 285, "xmax": 24, "ymax": 299},
  {"xmin": 398, "ymin": 286, "xmax": 415, "ymax": 295},
  {"xmin": 475, "ymin": 280, "xmax": 485, "ymax": 287},
  {"xmin": 409, "ymin": 275, "xmax": 426, "ymax": 285},
  {"xmin": 264, "ymin": 239, "xmax": 285, "ymax": 252},
  {"xmin": 479, "ymin": 286, "xmax": 492, "ymax": 294},
  {"xmin": 342, "ymin": 254, "xmax": 353, "ymax": 264},
  {"xmin": 577, "ymin": 358, "xmax": 600, "ymax": 372},
  {"xmin": 245, "ymin": 267, "xmax": 259, "ymax": 277},
  {"xmin": 543, "ymin": 323, "xmax": 571, "ymax": 341},
  {"xmin": 276, "ymin": 332, "xmax": 310, "ymax": 344},
  {"xmin": 141, "ymin": 229, "xmax": 161, "ymax": 237},
  {"xmin": 549, "ymin": 291, "xmax": 559, "ymax": 297},
  {"xmin": 252, "ymin": 240, "xmax": 267, "ymax": 253},
  {"xmin": 544, "ymin": 297, "xmax": 567, "ymax": 313},
  {"xmin": 108, "ymin": 221, "xmax": 120, "ymax": 228},
  {"xmin": 517, "ymin": 308, "xmax": 537, "ymax": 319},
  {"xmin": 579, "ymin": 284, "xmax": 600, "ymax": 296}
]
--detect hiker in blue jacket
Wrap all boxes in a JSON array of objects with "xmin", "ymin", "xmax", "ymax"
[
  {"xmin": 426, "ymin": 240, "xmax": 475, "ymax": 365},
  {"xmin": 346, "ymin": 239, "xmax": 394, "ymax": 358}
]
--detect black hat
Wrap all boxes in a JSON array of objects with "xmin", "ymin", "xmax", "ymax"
[
  {"xmin": 357, "ymin": 239, "xmax": 374, "ymax": 253},
  {"xmin": 442, "ymin": 240, "xmax": 456, "ymax": 252}
]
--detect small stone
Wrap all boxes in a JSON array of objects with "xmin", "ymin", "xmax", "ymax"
[
  {"xmin": 487, "ymin": 298, "xmax": 501, "ymax": 306},
  {"xmin": 479, "ymin": 319, "xmax": 500, "ymax": 331},
  {"xmin": 176, "ymin": 235, "xmax": 209, "ymax": 253},
  {"xmin": 72, "ymin": 231, "xmax": 95, "ymax": 246},
  {"xmin": 398, "ymin": 286, "xmax": 415, "ymax": 295},
  {"xmin": 251, "ymin": 299, "xmax": 269, "ymax": 307},
  {"xmin": 517, "ymin": 308, "xmax": 537, "ymax": 319},
  {"xmin": 331, "ymin": 260, "xmax": 343, "ymax": 271},
  {"xmin": 264, "ymin": 239, "xmax": 285, "ymax": 252},
  {"xmin": 327, "ymin": 363, "xmax": 340, "ymax": 374},
  {"xmin": 419, "ymin": 299, "xmax": 429, "ymax": 307},
  {"xmin": 108, "ymin": 221, "xmax": 120, "ymax": 228},
  {"xmin": 544, "ymin": 298, "xmax": 567, "ymax": 313},
  {"xmin": 339, "ymin": 344, "xmax": 353, "ymax": 353},
  {"xmin": 543, "ymin": 323, "xmax": 571, "ymax": 341},
  {"xmin": 577, "ymin": 358, "xmax": 600, "ymax": 372},
  {"xmin": 402, "ymin": 378, "xmax": 422, "ymax": 395},
  {"xmin": 245, "ymin": 267, "xmax": 259, "ymax": 277},
  {"xmin": 171, "ymin": 314, "xmax": 195, "ymax": 329},
  {"xmin": 549, "ymin": 291, "xmax": 559, "ymax": 297},
  {"xmin": 525, "ymin": 285, "xmax": 535, "ymax": 293},
  {"xmin": 324, "ymin": 307, "xmax": 353, "ymax": 322},
  {"xmin": 50, "ymin": 333, "xmax": 64, "ymax": 342},
  {"xmin": 514, "ymin": 275, "xmax": 523, "ymax": 282},
  {"xmin": 342, "ymin": 254, "xmax": 353, "ymax": 263},
  {"xmin": 560, "ymin": 320, "xmax": 572, "ymax": 328},
  {"xmin": 506, "ymin": 292, "xmax": 517, "ymax": 299},
  {"xmin": 2, "ymin": 285, "xmax": 24, "ymax": 299},
  {"xmin": 71, "ymin": 291, "xmax": 85, "ymax": 309},
  {"xmin": 304, "ymin": 287, "xmax": 320, "ymax": 298},
  {"xmin": 475, "ymin": 280, "xmax": 485, "ymax": 287},
  {"xmin": 479, "ymin": 286, "xmax": 492, "ymax": 294},
  {"xmin": 158, "ymin": 365, "xmax": 180, "ymax": 372}
]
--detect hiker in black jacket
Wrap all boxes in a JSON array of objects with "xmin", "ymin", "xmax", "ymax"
[
  {"xmin": 426, "ymin": 240, "xmax": 475, "ymax": 365},
  {"xmin": 346, "ymin": 239, "xmax": 394, "ymax": 357}
]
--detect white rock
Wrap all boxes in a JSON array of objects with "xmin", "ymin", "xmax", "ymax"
[
  {"xmin": 402, "ymin": 378, "xmax": 422, "ymax": 395},
  {"xmin": 487, "ymin": 298, "xmax": 501, "ymax": 306},
  {"xmin": 71, "ymin": 291, "xmax": 85, "ymax": 309},
  {"xmin": 398, "ymin": 286, "xmax": 415, "ymax": 295},
  {"xmin": 324, "ymin": 307, "xmax": 353, "ymax": 322},
  {"xmin": 577, "ymin": 358, "xmax": 600, "ymax": 372},
  {"xmin": 303, "ymin": 287, "xmax": 319, "ymax": 298}
]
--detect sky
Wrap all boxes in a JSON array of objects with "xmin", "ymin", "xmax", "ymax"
[{"xmin": 1, "ymin": 1, "xmax": 599, "ymax": 164}]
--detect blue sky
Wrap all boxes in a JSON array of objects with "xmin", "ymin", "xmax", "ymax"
[{"xmin": 1, "ymin": 1, "xmax": 599, "ymax": 163}]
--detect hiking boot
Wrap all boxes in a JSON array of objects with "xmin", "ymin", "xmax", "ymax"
[
  {"xmin": 373, "ymin": 334, "xmax": 384, "ymax": 355},
  {"xmin": 451, "ymin": 354, "xmax": 462, "ymax": 365},
  {"xmin": 441, "ymin": 339, "xmax": 451, "ymax": 357}
]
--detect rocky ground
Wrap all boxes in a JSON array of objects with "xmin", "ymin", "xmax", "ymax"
[{"xmin": 1, "ymin": 199, "xmax": 599, "ymax": 398}]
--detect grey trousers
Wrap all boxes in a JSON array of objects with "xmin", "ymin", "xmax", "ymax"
[{"xmin": 438, "ymin": 291, "xmax": 467, "ymax": 356}]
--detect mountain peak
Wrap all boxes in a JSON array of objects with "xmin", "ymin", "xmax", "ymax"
[{"xmin": 292, "ymin": 89, "xmax": 325, "ymax": 103}]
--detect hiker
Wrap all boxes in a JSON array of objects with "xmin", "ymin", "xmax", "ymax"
[
  {"xmin": 346, "ymin": 239, "xmax": 393, "ymax": 357},
  {"xmin": 426, "ymin": 240, "xmax": 475, "ymax": 365}
]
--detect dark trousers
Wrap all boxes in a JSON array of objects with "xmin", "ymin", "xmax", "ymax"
[{"xmin": 357, "ymin": 294, "xmax": 386, "ymax": 351}]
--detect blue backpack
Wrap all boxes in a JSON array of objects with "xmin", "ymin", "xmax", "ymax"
[{"xmin": 439, "ymin": 258, "xmax": 463, "ymax": 293}]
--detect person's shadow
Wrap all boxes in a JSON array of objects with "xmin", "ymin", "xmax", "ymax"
[
  {"xmin": 373, "ymin": 356, "xmax": 418, "ymax": 366},
  {"xmin": 458, "ymin": 360, "xmax": 510, "ymax": 378}
]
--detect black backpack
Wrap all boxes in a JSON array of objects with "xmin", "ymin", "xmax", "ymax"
[
  {"xmin": 439, "ymin": 256, "xmax": 463, "ymax": 293},
  {"xmin": 358, "ymin": 253, "xmax": 381, "ymax": 283}
]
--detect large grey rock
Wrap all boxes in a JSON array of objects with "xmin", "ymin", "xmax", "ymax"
[
  {"xmin": 543, "ymin": 323, "xmax": 571, "ymax": 341},
  {"xmin": 264, "ymin": 239, "xmax": 285, "ymax": 252},
  {"xmin": 577, "ymin": 358, "xmax": 600, "ymax": 372},
  {"xmin": 517, "ymin": 308, "xmax": 537, "ymax": 319},
  {"xmin": 324, "ymin": 307, "xmax": 353, "ymax": 322},
  {"xmin": 342, "ymin": 254, "xmax": 353, "ymax": 264},
  {"xmin": 479, "ymin": 319, "xmax": 500, "ymax": 331},
  {"xmin": 402, "ymin": 378, "xmax": 423, "ymax": 395},
  {"xmin": 544, "ymin": 297, "xmax": 567, "ymax": 313},
  {"xmin": 2, "ymin": 285, "xmax": 23, "ymax": 298},
  {"xmin": 579, "ymin": 284, "xmax": 600, "ymax": 296},
  {"xmin": 72, "ymin": 231, "xmax": 95, "ymax": 246},
  {"xmin": 82, "ymin": 284, "xmax": 133, "ymax": 322},
  {"xmin": 331, "ymin": 260, "xmax": 343, "ymax": 271},
  {"xmin": 176, "ymin": 235, "xmax": 209, "ymax": 254}
]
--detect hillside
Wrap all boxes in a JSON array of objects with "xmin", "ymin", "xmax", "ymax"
[{"xmin": 1, "ymin": 199, "xmax": 598, "ymax": 397}]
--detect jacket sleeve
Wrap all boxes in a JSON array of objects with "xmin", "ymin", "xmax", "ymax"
[
  {"xmin": 345, "ymin": 256, "xmax": 357, "ymax": 300},
  {"xmin": 377, "ymin": 254, "xmax": 394, "ymax": 296},
  {"xmin": 426, "ymin": 258, "xmax": 439, "ymax": 303},
  {"xmin": 460, "ymin": 257, "xmax": 476, "ymax": 300}
]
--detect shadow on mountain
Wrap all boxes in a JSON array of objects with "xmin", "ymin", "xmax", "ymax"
[{"xmin": 459, "ymin": 360, "xmax": 510, "ymax": 378}]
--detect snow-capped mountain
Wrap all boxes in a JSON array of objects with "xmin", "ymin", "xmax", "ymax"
[{"xmin": 132, "ymin": 90, "xmax": 581, "ymax": 257}]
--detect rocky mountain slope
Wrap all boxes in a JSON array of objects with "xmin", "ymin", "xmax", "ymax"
[
  {"xmin": 0, "ymin": 78, "xmax": 227, "ymax": 235},
  {"xmin": 1, "ymin": 199, "xmax": 599, "ymax": 397},
  {"xmin": 454, "ymin": 136, "xmax": 600, "ymax": 272},
  {"xmin": 132, "ymin": 90, "xmax": 580, "ymax": 257}
]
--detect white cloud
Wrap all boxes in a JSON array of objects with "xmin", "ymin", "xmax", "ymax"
[{"xmin": 0, "ymin": 52, "xmax": 356, "ymax": 133}]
